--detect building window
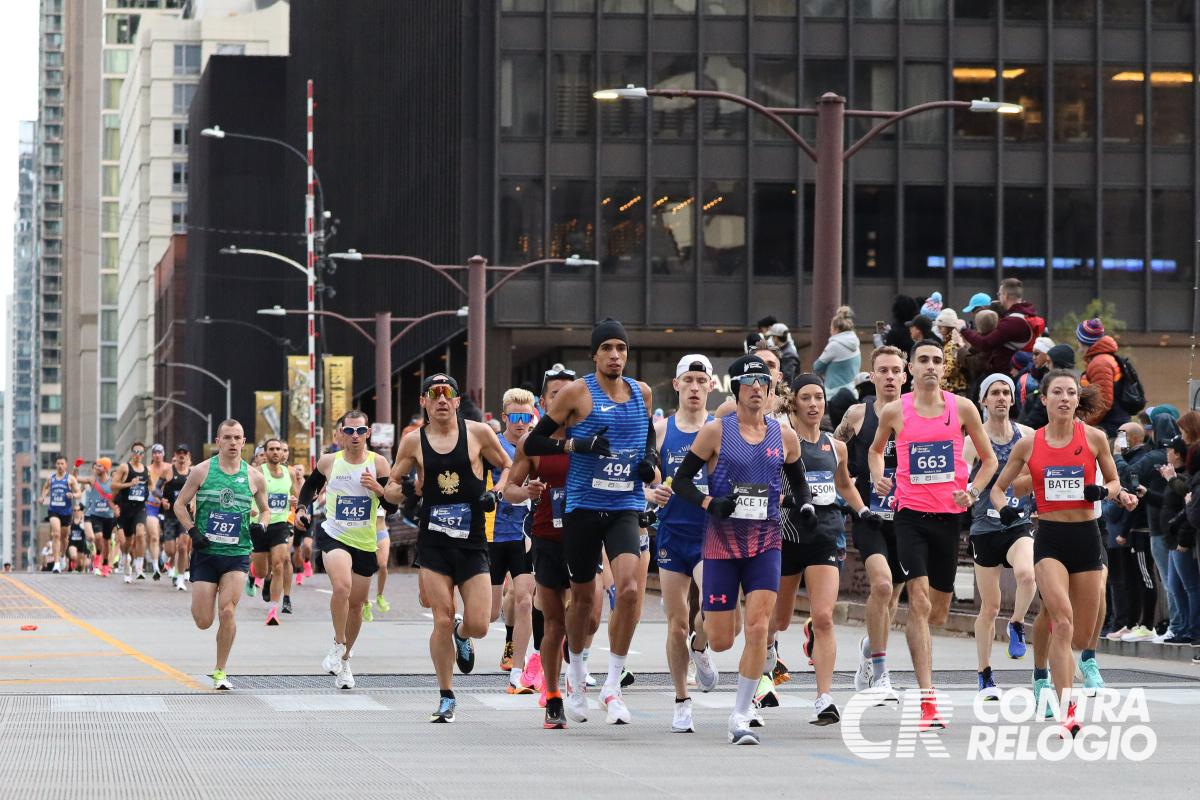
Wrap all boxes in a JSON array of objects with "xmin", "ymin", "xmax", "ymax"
[
  {"xmin": 101, "ymin": 273, "xmax": 118, "ymax": 306},
  {"xmin": 853, "ymin": 185, "xmax": 897, "ymax": 277},
  {"xmin": 1002, "ymin": 187, "xmax": 1045, "ymax": 270},
  {"xmin": 102, "ymin": 238, "xmax": 119, "ymax": 270},
  {"xmin": 1102, "ymin": 190, "xmax": 1145, "ymax": 280},
  {"xmin": 102, "ymin": 165, "xmax": 119, "ymax": 195},
  {"xmin": 103, "ymin": 78, "xmax": 122, "ymax": 110},
  {"xmin": 498, "ymin": 179, "xmax": 544, "ymax": 264},
  {"xmin": 753, "ymin": 183, "xmax": 796, "ymax": 277},
  {"xmin": 703, "ymin": 55, "xmax": 747, "ymax": 140},
  {"xmin": 754, "ymin": 0, "xmax": 795, "ymax": 12},
  {"xmin": 1103, "ymin": 67, "xmax": 1144, "ymax": 145},
  {"xmin": 1005, "ymin": 0, "xmax": 1045, "ymax": 18},
  {"xmin": 603, "ymin": 0, "xmax": 646, "ymax": 11},
  {"xmin": 100, "ymin": 420, "xmax": 115, "ymax": 453},
  {"xmin": 803, "ymin": 59, "xmax": 848, "ymax": 138},
  {"xmin": 1152, "ymin": 189, "xmax": 1191, "ymax": 282},
  {"xmin": 1153, "ymin": 0, "xmax": 1193, "ymax": 23},
  {"xmin": 552, "ymin": 53, "xmax": 594, "ymax": 138},
  {"xmin": 706, "ymin": 1, "xmax": 747, "ymax": 14},
  {"xmin": 1053, "ymin": 65, "xmax": 1094, "ymax": 143},
  {"xmin": 954, "ymin": 0, "xmax": 992, "ymax": 17},
  {"xmin": 172, "ymin": 201, "xmax": 187, "ymax": 233},
  {"xmin": 101, "ymin": 383, "xmax": 117, "ymax": 415},
  {"xmin": 600, "ymin": 180, "xmax": 646, "ymax": 276},
  {"xmin": 215, "ymin": 43, "xmax": 246, "ymax": 55},
  {"xmin": 172, "ymin": 122, "xmax": 189, "ymax": 152},
  {"xmin": 904, "ymin": 185, "xmax": 945, "ymax": 278},
  {"xmin": 173, "ymin": 83, "xmax": 197, "ymax": 115},
  {"xmin": 953, "ymin": 65, "xmax": 999, "ymax": 139},
  {"xmin": 655, "ymin": 0, "xmax": 695, "ymax": 13},
  {"xmin": 653, "ymin": 54, "xmax": 697, "ymax": 140},
  {"xmin": 41, "ymin": 425, "xmax": 61, "ymax": 443},
  {"xmin": 102, "ymin": 48, "xmax": 129, "ymax": 74},
  {"xmin": 101, "ymin": 201, "xmax": 119, "ymax": 234},
  {"xmin": 1002, "ymin": 65, "xmax": 1044, "ymax": 143},
  {"xmin": 650, "ymin": 180, "xmax": 696, "ymax": 276},
  {"xmin": 172, "ymin": 161, "xmax": 188, "ymax": 192},
  {"xmin": 502, "ymin": 0, "xmax": 545, "ymax": 9},
  {"xmin": 806, "ymin": 0, "xmax": 846, "ymax": 15},
  {"xmin": 1150, "ymin": 69, "xmax": 1193, "ymax": 145},
  {"xmin": 500, "ymin": 54, "xmax": 543, "ymax": 137},
  {"xmin": 1055, "ymin": 0, "xmax": 1092, "ymax": 20},
  {"xmin": 753, "ymin": 57, "xmax": 796, "ymax": 141},
  {"xmin": 549, "ymin": 180, "xmax": 595, "ymax": 260},
  {"xmin": 101, "ymin": 310, "xmax": 118, "ymax": 341},
  {"xmin": 904, "ymin": 63, "xmax": 945, "ymax": 143},
  {"xmin": 554, "ymin": 0, "xmax": 596, "ymax": 10},
  {"xmin": 174, "ymin": 44, "xmax": 201, "ymax": 75},
  {"xmin": 104, "ymin": 14, "xmax": 139, "ymax": 45},
  {"xmin": 1053, "ymin": 188, "xmax": 1095, "ymax": 279},
  {"xmin": 853, "ymin": 61, "xmax": 896, "ymax": 138},
  {"xmin": 103, "ymin": 114, "xmax": 120, "ymax": 161},
  {"xmin": 701, "ymin": 180, "xmax": 746, "ymax": 276},
  {"xmin": 952, "ymin": 186, "xmax": 996, "ymax": 271},
  {"xmin": 101, "ymin": 346, "xmax": 118, "ymax": 379},
  {"xmin": 600, "ymin": 54, "xmax": 646, "ymax": 138},
  {"xmin": 41, "ymin": 395, "xmax": 61, "ymax": 413},
  {"xmin": 1104, "ymin": 2, "xmax": 1141, "ymax": 23},
  {"xmin": 855, "ymin": 0, "xmax": 895, "ymax": 17}
]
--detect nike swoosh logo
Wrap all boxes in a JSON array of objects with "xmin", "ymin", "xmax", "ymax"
[
  {"xmin": 899, "ymin": 561, "xmax": 910, "ymax": 576},
  {"xmin": 599, "ymin": 405, "xmax": 616, "ymax": 412}
]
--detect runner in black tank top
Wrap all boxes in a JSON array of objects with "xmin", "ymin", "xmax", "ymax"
[
  {"xmin": 831, "ymin": 346, "xmax": 906, "ymax": 700},
  {"xmin": 160, "ymin": 447, "xmax": 194, "ymax": 591},
  {"xmin": 386, "ymin": 374, "xmax": 513, "ymax": 724},
  {"xmin": 112, "ymin": 445, "xmax": 151, "ymax": 583}
]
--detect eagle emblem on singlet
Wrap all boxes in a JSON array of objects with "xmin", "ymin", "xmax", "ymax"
[{"xmin": 437, "ymin": 471, "xmax": 460, "ymax": 495}]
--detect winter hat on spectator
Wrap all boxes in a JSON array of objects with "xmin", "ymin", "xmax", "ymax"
[
  {"xmin": 1147, "ymin": 404, "xmax": 1181, "ymax": 423},
  {"xmin": 934, "ymin": 308, "xmax": 960, "ymax": 329},
  {"xmin": 1075, "ymin": 318, "xmax": 1105, "ymax": 347},
  {"xmin": 1010, "ymin": 351, "xmax": 1033, "ymax": 373},
  {"xmin": 1047, "ymin": 343, "xmax": 1076, "ymax": 369},
  {"xmin": 1033, "ymin": 336, "xmax": 1055, "ymax": 355},
  {"xmin": 921, "ymin": 292, "xmax": 943, "ymax": 320}
]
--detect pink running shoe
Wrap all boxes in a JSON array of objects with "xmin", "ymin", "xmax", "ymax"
[
  {"xmin": 295, "ymin": 573, "xmax": 304, "ymax": 586},
  {"xmin": 304, "ymin": 561, "xmax": 314, "ymax": 578},
  {"xmin": 524, "ymin": 652, "xmax": 545, "ymax": 693},
  {"xmin": 266, "ymin": 607, "xmax": 280, "ymax": 626}
]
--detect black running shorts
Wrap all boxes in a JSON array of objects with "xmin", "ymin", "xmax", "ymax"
[
  {"xmin": 563, "ymin": 509, "xmax": 640, "ymax": 584},
  {"xmin": 893, "ymin": 508, "xmax": 962, "ymax": 593}
]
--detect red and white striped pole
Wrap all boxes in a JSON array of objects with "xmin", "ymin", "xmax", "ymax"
[{"xmin": 305, "ymin": 79, "xmax": 317, "ymax": 470}]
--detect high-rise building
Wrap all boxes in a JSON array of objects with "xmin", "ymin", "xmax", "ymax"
[
  {"xmin": 114, "ymin": 0, "xmax": 289, "ymax": 453},
  {"xmin": 11, "ymin": 120, "xmax": 38, "ymax": 569}
]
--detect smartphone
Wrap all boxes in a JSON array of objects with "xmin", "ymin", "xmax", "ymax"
[
  {"xmin": 1116, "ymin": 430, "xmax": 1128, "ymax": 450},
  {"xmin": 874, "ymin": 320, "xmax": 886, "ymax": 334}
]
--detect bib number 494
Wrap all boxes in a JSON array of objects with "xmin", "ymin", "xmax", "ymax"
[{"xmin": 592, "ymin": 452, "xmax": 636, "ymax": 492}]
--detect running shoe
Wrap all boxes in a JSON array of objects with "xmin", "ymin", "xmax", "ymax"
[
  {"xmin": 500, "ymin": 640, "xmax": 514, "ymax": 671},
  {"xmin": 810, "ymin": 693, "xmax": 840, "ymax": 726},
  {"xmin": 1121, "ymin": 625, "xmax": 1154, "ymax": 642},
  {"xmin": 152, "ymin": 569, "xmax": 160, "ymax": 581},
  {"xmin": 211, "ymin": 669, "xmax": 232, "ymax": 690},
  {"xmin": 771, "ymin": 656, "xmax": 791, "ymax": 686},
  {"xmin": 430, "ymin": 696, "xmax": 455, "ymax": 723},
  {"xmin": 539, "ymin": 684, "xmax": 549, "ymax": 708},
  {"xmin": 688, "ymin": 632, "xmax": 719, "ymax": 692},
  {"xmin": 374, "ymin": 594, "xmax": 390, "ymax": 615},
  {"xmin": 687, "ymin": 659, "xmax": 697, "ymax": 688},
  {"xmin": 266, "ymin": 607, "xmax": 280, "ymax": 626},
  {"xmin": 565, "ymin": 689, "xmax": 588, "ymax": 723},
  {"xmin": 802, "ymin": 617, "xmax": 816, "ymax": 664},
  {"xmin": 1007, "ymin": 620, "xmax": 1027, "ymax": 659},
  {"xmin": 523, "ymin": 652, "xmax": 545, "ymax": 692},
  {"xmin": 295, "ymin": 572, "xmax": 304, "ymax": 586},
  {"xmin": 52, "ymin": 562, "xmax": 61, "ymax": 574},
  {"xmin": 123, "ymin": 572, "xmax": 132, "ymax": 585},
  {"xmin": 245, "ymin": 575, "xmax": 256, "ymax": 597},
  {"xmin": 585, "ymin": 673, "xmax": 597, "ymax": 688},
  {"xmin": 620, "ymin": 668, "xmax": 635, "ymax": 688},
  {"xmin": 175, "ymin": 576, "xmax": 188, "ymax": 592},
  {"xmin": 544, "ymin": 696, "xmax": 567, "ymax": 729},
  {"xmin": 748, "ymin": 708, "xmax": 765, "ymax": 728},
  {"xmin": 361, "ymin": 602, "xmax": 373, "ymax": 623},
  {"xmin": 304, "ymin": 560, "xmax": 314, "ymax": 578},
  {"xmin": 262, "ymin": 577, "xmax": 271, "ymax": 602},
  {"xmin": 728, "ymin": 714, "xmax": 760, "ymax": 745},
  {"xmin": 335, "ymin": 660, "xmax": 355, "ymax": 690},
  {"xmin": 868, "ymin": 670, "xmax": 900, "ymax": 704},
  {"xmin": 507, "ymin": 681, "xmax": 534, "ymax": 695},
  {"xmin": 601, "ymin": 688, "xmax": 631, "ymax": 724},
  {"xmin": 853, "ymin": 636, "xmax": 871, "ymax": 691},
  {"xmin": 1060, "ymin": 702, "xmax": 1081, "ymax": 739},
  {"xmin": 1105, "ymin": 626, "xmax": 1130, "ymax": 641},
  {"xmin": 754, "ymin": 674, "xmax": 779, "ymax": 708},
  {"xmin": 977, "ymin": 668, "xmax": 1001, "ymax": 701},
  {"xmin": 1078, "ymin": 656, "xmax": 1105, "ymax": 696},
  {"xmin": 1033, "ymin": 677, "xmax": 1056, "ymax": 719},
  {"xmin": 101, "ymin": 564, "xmax": 111, "ymax": 577},
  {"xmin": 281, "ymin": 596, "xmax": 292, "ymax": 614},
  {"xmin": 135, "ymin": 570, "xmax": 146, "ymax": 581},
  {"xmin": 322, "ymin": 642, "xmax": 346, "ymax": 675},
  {"xmin": 918, "ymin": 697, "xmax": 945, "ymax": 732},
  {"xmin": 452, "ymin": 615, "xmax": 475, "ymax": 674},
  {"xmin": 672, "ymin": 698, "xmax": 695, "ymax": 733}
]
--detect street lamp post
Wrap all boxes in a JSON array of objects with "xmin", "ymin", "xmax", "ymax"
[
  {"xmin": 151, "ymin": 395, "xmax": 213, "ymax": 444},
  {"xmin": 593, "ymin": 85, "xmax": 1020, "ymax": 356},
  {"xmin": 258, "ymin": 305, "xmax": 468, "ymax": 427},
  {"xmin": 194, "ymin": 316, "xmax": 295, "ymax": 351},
  {"xmin": 329, "ymin": 251, "xmax": 599, "ymax": 408},
  {"xmin": 156, "ymin": 361, "xmax": 232, "ymax": 422}
]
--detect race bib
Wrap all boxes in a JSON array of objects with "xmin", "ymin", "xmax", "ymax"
[
  {"xmin": 591, "ymin": 450, "xmax": 637, "ymax": 492},
  {"xmin": 91, "ymin": 497, "xmax": 109, "ymax": 514},
  {"xmin": 268, "ymin": 493, "xmax": 290, "ymax": 512},
  {"xmin": 50, "ymin": 487, "xmax": 68, "ymax": 507},
  {"xmin": 668, "ymin": 449, "xmax": 707, "ymax": 493},
  {"xmin": 807, "ymin": 470, "xmax": 836, "ymax": 506},
  {"xmin": 730, "ymin": 483, "xmax": 769, "ymax": 521},
  {"xmin": 205, "ymin": 511, "xmax": 242, "ymax": 545},
  {"xmin": 127, "ymin": 482, "xmax": 147, "ymax": 502},
  {"xmin": 908, "ymin": 441, "xmax": 954, "ymax": 485},
  {"xmin": 1044, "ymin": 466, "xmax": 1084, "ymax": 502},
  {"xmin": 869, "ymin": 468, "xmax": 897, "ymax": 520},
  {"xmin": 335, "ymin": 495, "xmax": 371, "ymax": 522},
  {"xmin": 551, "ymin": 488, "xmax": 566, "ymax": 529},
  {"xmin": 428, "ymin": 503, "xmax": 472, "ymax": 539},
  {"xmin": 986, "ymin": 487, "xmax": 1023, "ymax": 519},
  {"xmin": 69, "ymin": 528, "xmax": 85, "ymax": 543}
]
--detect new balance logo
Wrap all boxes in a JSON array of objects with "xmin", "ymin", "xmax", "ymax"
[{"xmin": 709, "ymin": 594, "xmax": 728, "ymax": 604}]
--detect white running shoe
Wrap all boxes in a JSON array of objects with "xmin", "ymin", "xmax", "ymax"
[
  {"xmin": 322, "ymin": 642, "xmax": 346, "ymax": 675},
  {"xmin": 688, "ymin": 633, "xmax": 719, "ymax": 692},
  {"xmin": 602, "ymin": 688, "xmax": 631, "ymax": 724},
  {"xmin": 123, "ymin": 573, "xmax": 132, "ymax": 584},
  {"xmin": 671, "ymin": 698, "xmax": 695, "ymax": 733},
  {"xmin": 728, "ymin": 713, "xmax": 760, "ymax": 745},
  {"xmin": 585, "ymin": 672, "xmax": 596, "ymax": 687},
  {"xmin": 810, "ymin": 693, "xmax": 841, "ymax": 726},
  {"xmin": 335, "ymin": 659, "xmax": 355, "ymax": 690},
  {"xmin": 687, "ymin": 659, "xmax": 698, "ymax": 688},
  {"xmin": 748, "ymin": 707, "xmax": 765, "ymax": 728},
  {"xmin": 565, "ymin": 689, "xmax": 588, "ymax": 723},
  {"xmin": 869, "ymin": 670, "xmax": 900, "ymax": 705},
  {"xmin": 52, "ymin": 562, "xmax": 62, "ymax": 574},
  {"xmin": 853, "ymin": 636, "xmax": 871, "ymax": 691},
  {"xmin": 1121, "ymin": 625, "xmax": 1154, "ymax": 642},
  {"xmin": 175, "ymin": 577, "xmax": 188, "ymax": 591}
]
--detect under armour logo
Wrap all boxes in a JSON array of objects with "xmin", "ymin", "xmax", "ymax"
[
  {"xmin": 709, "ymin": 594, "xmax": 727, "ymax": 604},
  {"xmin": 765, "ymin": 447, "xmax": 782, "ymax": 458}
]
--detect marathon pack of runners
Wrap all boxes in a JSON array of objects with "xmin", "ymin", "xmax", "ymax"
[{"xmin": 38, "ymin": 293, "xmax": 1200, "ymax": 745}]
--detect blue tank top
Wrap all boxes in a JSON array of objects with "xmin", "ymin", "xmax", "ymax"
[
  {"xmin": 490, "ymin": 437, "xmax": 527, "ymax": 543},
  {"xmin": 565, "ymin": 373, "xmax": 649, "ymax": 513},
  {"xmin": 48, "ymin": 474, "xmax": 72, "ymax": 514},
  {"xmin": 86, "ymin": 480, "xmax": 115, "ymax": 519},
  {"xmin": 969, "ymin": 425, "xmax": 1033, "ymax": 535},
  {"xmin": 704, "ymin": 414, "xmax": 785, "ymax": 559},
  {"xmin": 656, "ymin": 415, "xmax": 711, "ymax": 537}
]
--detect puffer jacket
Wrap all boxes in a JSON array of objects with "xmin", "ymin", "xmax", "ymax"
[
  {"xmin": 813, "ymin": 330, "xmax": 862, "ymax": 398},
  {"xmin": 1081, "ymin": 336, "xmax": 1131, "ymax": 436}
]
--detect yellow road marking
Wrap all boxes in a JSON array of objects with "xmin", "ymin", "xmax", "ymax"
[
  {"xmin": 0, "ymin": 575, "xmax": 204, "ymax": 690},
  {"xmin": 0, "ymin": 675, "xmax": 160, "ymax": 687},
  {"xmin": 0, "ymin": 651, "xmax": 122, "ymax": 661}
]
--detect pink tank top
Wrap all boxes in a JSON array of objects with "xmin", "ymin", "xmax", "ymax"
[{"xmin": 894, "ymin": 391, "xmax": 968, "ymax": 514}]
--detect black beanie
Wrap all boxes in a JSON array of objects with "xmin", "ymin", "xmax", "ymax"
[
  {"xmin": 591, "ymin": 317, "xmax": 628, "ymax": 353},
  {"xmin": 728, "ymin": 354, "xmax": 773, "ymax": 400}
]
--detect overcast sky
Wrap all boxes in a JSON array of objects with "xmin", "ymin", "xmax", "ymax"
[{"xmin": 0, "ymin": 2, "xmax": 41, "ymax": 393}]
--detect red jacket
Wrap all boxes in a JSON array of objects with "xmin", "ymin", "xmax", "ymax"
[{"xmin": 959, "ymin": 301, "xmax": 1040, "ymax": 375}]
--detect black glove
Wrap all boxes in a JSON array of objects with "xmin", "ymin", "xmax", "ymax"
[
  {"xmin": 478, "ymin": 489, "xmax": 502, "ymax": 513},
  {"xmin": 999, "ymin": 506, "xmax": 1022, "ymax": 526},
  {"xmin": 857, "ymin": 507, "xmax": 883, "ymax": 529},
  {"xmin": 187, "ymin": 526, "xmax": 208, "ymax": 551},
  {"xmin": 294, "ymin": 510, "xmax": 310, "ymax": 532},
  {"xmin": 570, "ymin": 425, "xmax": 612, "ymax": 458},
  {"xmin": 1083, "ymin": 484, "xmax": 1109, "ymax": 502},
  {"xmin": 639, "ymin": 509, "xmax": 658, "ymax": 528},
  {"xmin": 636, "ymin": 455, "xmax": 657, "ymax": 484},
  {"xmin": 706, "ymin": 495, "xmax": 738, "ymax": 519}
]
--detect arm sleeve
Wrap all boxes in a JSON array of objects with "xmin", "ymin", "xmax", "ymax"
[
  {"xmin": 296, "ymin": 469, "xmax": 328, "ymax": 511},
  {"xmin": 525, "ymin": 414, "xmax": 567, "ymax": 456},
  {"xmin": 782, "ymin": 458, "xmax": 812, "ymax": 506},
  {"xmin": 670, "ymin": 451, "xmax": 708, "ymax": 508},
  {"xmin": 375, "ymin": 476, "xmax": 399, "ymax": 514},
  {"xmin": 645, "ymin": 417, "xmax": 658, "ymax": 465}
]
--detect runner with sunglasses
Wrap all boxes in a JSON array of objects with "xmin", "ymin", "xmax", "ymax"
[
  {"xmin": 386, "ymin": 375, "xmax": 513, "ymax": 722},
  {"xmin": 253, "ymin": 438, "xmax": 301, "ymax": 625},
  {"xmin": 672, "ymin": 354, "xmax": 813, "ymax": 744},
  {"xmin": 112, "ymin": 442, "xmax": 152, "ymax": 583},
  {"xmin": 296, "ymin": 410, "xmax": 397, "ymax": 689},
  {"xmin": 525, "ymin": 318, "xmax": 659, "ymax": 725}
]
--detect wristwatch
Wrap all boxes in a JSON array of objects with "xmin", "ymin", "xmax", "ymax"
[{"xmin": 966, "ymin": 485, "xmax": 981, "ymax": 502}]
